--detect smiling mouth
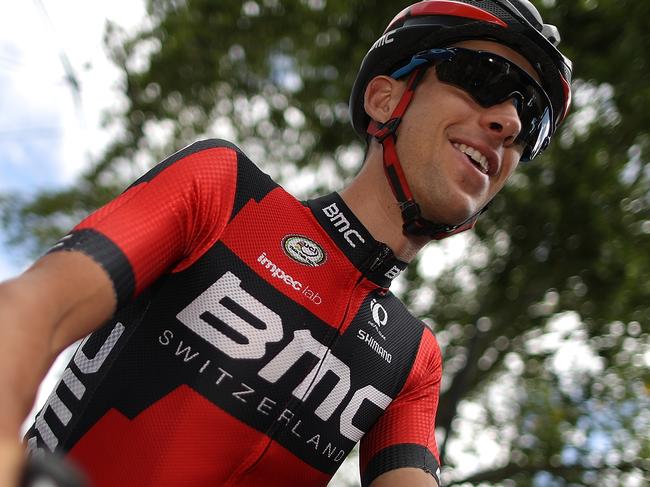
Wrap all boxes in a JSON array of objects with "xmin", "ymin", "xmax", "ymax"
[{"xmin": 453, "ymin": 142, "xmax": 489, "ymax": 174}]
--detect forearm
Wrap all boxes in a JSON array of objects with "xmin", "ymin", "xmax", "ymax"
[
  {"xmin": 0, "ymin": 276, "xmax": 60, "ymax": 438},
  {"xmin": 0, "ymin": 252, "xmax": 116, "ymax": 439},
  {"xmin": 369, "ymin": 467, "xmax": 439, "ymax": 486}
]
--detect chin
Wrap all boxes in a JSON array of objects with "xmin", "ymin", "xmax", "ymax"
[
  {"xmin": 416, "ymin": 187, "xmax": 485, "ymax": 225},
  {"xmin": 424, "ymin": 203, "xmax": 478, "ymax": 226}
]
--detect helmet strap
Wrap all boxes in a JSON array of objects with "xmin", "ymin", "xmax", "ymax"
[{"xmin": 366, "ymin": 67, "xmax": 484, "ymax": 239}]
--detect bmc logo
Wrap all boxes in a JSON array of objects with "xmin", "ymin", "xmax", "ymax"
[
  {"xmin": 177, "ymin": 271, "xmax": 391, "ymax": 441},
  {"xmin": 370, "ymin": 32, "xmax": 395, "ymax": 51},
  {"xmin": 29, "ymin": 322, "xmax": 126, "ymax": 453},
  {"xmin": 322, "ymin": 203, "xmax": 365, "ymax": 248},
  {"xmin": 384, "ymin": 265, "xmax": 402, "ymax": 280}
]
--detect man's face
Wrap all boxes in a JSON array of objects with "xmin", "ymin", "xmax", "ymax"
[{"xmin": 394, "ymin": 39, "xmax": 541, "ymax": 226}]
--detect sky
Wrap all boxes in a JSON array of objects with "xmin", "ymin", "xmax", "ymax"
[
  {"xmin": 0, "ymin": 0, "xmax": 146, "ymax": 280},
  {"xmin": 0, "ymin": 0, "xmax": 147, "ymax": 434}
]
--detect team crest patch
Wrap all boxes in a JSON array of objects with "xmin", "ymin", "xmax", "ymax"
[{"xmin": 282, "ymin": 235, "xmax": 326, "ymax": 267}]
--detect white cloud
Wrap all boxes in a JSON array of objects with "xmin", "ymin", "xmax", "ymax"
[
  {"xmin": 0, "ymin": 0, "xmax": 148, "ymax": 434},
  {"xmin": 0, "ymin": 0, "xmax": 146, "ymax": 187},
  {"xmin": 0, "ymin": 0, "xmax": 146, "ymax": 277}
]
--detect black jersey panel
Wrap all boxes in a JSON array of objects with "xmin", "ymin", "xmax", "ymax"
[
  {"xmin": 326, "ymin": 291, "xmax": 426, "ymax": 437},
  {"xmin": 25, "ymin": 291, "xmax": 153, "ymax": 452},
  {"xmin": 126, "ymin": 139, "xmax": 241, "ymax": 188},
  {"xmin": 230, "ymin": 152, "xmax": 278, "ymax": 221}
]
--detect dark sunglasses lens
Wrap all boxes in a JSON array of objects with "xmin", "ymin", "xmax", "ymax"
[
  {"xmin": 436, "ymin": 51, "xmax": 552, "ymax": 158},
  {"xmin": 520, "ymin": 106, "xmax": 552, "ymax": 160}
]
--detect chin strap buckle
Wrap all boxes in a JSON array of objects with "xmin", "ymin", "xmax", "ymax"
[
  {"xmin": 367, "ymin": 118, "xmax": 401, "ymax": 143},
  {"xmin": 400, "ymin": 200, "xmax": 487, "ymax": 239},
  {"xmin": 400, "ymin": 200, "xmax": 455, "ymax": 237}
]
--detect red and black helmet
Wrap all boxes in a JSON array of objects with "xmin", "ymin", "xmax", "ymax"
[
  {"xmin": 350, "ymin": 0, "xmax": 573, "ymax": 146},
  {"xmin": 349, "ymin": 0, "xmax": 573, "ymax": 238}
]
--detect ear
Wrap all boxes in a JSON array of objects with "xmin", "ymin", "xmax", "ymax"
[{"xmin": 364, "ymin": 75, "xmax": 406, "ymax": 125}]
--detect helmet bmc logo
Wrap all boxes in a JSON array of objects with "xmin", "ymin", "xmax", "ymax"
[{"xmin": 282, "ymin": 235, "xmax": 326, "ymax": 267}]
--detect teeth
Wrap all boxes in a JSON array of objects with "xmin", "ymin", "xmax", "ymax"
[{"xmin": 454, "ymin": 143, "xmax": 488, "ymax": 174}]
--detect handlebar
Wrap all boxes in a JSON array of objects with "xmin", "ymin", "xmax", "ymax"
[{"xmin": 21, "ymin": 453, "xmax": 86, "ymax": 487}]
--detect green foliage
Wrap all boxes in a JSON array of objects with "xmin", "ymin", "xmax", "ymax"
[{"xmin": 2, "ymin": 0, "xmax": 648, "ymax": 485}]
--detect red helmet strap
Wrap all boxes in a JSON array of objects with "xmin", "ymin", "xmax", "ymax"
[{"xmin": 366, "ymin": 67, "xmax": 484, "ymax": 239}]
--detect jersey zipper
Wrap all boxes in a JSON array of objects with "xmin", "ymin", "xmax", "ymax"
[
  {"xmin": 366, "ymin": 244, "xmax": 393, "ymax": 274},
  {"xmin": 229, "ymin": 263, "xmax": 371, "ymax": 484}
]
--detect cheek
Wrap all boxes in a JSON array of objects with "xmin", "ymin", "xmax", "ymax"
[
  {"xmin": 494, "ymin": 154, "xmax": 521, "ymax": 190},
  {"xmin": 503, "ymin": 151, "xmax": 522, "ymax": 177}
]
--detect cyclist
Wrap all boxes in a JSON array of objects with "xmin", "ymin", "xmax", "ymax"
[{"xmin": 0, "ymin": 1, "xmax": 572, "ymax": 486}]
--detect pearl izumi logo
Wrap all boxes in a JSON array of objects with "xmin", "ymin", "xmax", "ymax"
[
  {"xmin": 369, "ymin": 299, "xmax": 388, "ymax": 340},
  {"xmin": 282, "ymin": 235, "xmax": 326, "ymax": 267}
]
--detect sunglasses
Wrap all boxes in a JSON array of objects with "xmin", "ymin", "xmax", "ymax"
[{"xmin": 391, "ymin": 47, "xmax": 554, "ymax": 161}]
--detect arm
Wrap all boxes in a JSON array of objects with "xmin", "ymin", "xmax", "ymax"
[
  {"xmin": 370, "ymin": 467, "xmax": 439, "ymax": 486},
  {"xmin": 0, "ymin": 251, "xmax": 116, "ymax": 486},
  {"xmin": 1, "ymin": 140, "xmax": 239, "ymax": 485},
  {"xmin": 360, "ymin": 328, "xmax": 443, "ymax": 487}
]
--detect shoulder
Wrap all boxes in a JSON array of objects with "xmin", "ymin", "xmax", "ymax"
[
  {"xmin": 381, "ymin": 293, "xmax": 442, "ymax": 371},
  {"xmin": 378, "ymin": 292, "xmax": 433, "ymax": 340},
  {"xmin": 368, "ymin": 292, "xmax": 441, "ymax": 372},
  {"xmin": 122, "ymin": 138, "xmax": 278, "ymax": 212},
  {"xmin": 126, "ymin": 139, "xmax": 247, "ymax": 187}
]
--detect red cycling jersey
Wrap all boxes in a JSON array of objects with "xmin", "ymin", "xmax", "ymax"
[{"xmin": 25, "ymin": 139, "xmax": 442, "ymax": 486}]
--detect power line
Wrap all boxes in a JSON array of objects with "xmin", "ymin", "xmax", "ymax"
[{"xmin": 32, "ymin": 0, "xmax": 82, "ymax": 109}]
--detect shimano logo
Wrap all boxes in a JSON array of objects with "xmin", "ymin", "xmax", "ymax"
[
  {"xmin": 258, "ymin": 252, "xmax": 322, "ymax": 305},
  {"xmin": 357, "ymin": 330, "xmax": 392, "ymax": 364},
  {"xmin": 356, "ymin": 299, "xmax": 391, "ymax": 363},
  {"xmin": 322, "ymin": 203, "xmax": 365, "ymax": 248}
]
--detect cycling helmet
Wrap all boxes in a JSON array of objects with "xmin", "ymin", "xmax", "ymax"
[{"xmin": 349, "ymin": 0, "xmax": 573, "ymax": 238}]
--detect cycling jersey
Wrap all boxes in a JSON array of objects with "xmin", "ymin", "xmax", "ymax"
[{"xmin": 25, "ymin": 139, "xmax": 442, "ymax": 487}]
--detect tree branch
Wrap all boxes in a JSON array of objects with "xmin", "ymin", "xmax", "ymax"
[{"xmin": 445, "ymin": 461, "xmax": 644, "ymax": 485}]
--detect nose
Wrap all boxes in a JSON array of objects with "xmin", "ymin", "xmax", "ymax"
[{"xmin": 480, "ymin": 99, "xmax": 522, "ymax": 146}]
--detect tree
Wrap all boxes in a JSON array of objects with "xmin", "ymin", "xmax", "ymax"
[{"xmin": 2, "ymin": 1, "xmax": 648, "ymax": 485}]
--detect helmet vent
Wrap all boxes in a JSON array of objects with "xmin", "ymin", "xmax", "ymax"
[
  {"xmin": 463, "ymin": 0, "xmax": 519, "ymax": 25},
  {"xmin": 541, "ymin": 24, "xmax": 561, "ymax": 46}
]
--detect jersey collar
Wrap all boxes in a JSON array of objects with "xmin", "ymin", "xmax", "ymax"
[{"xmin": 307, "ymin": 192, "xmax": 408, "ymax": 289}]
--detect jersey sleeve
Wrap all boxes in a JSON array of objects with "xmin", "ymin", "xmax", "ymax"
[
  {"xmin": 359, "ymin": 327, "xmax": 442, "ymax": 486},
  {"xmin": 47, "ymin": 139, "xmax": 238, "ymax": 308}
]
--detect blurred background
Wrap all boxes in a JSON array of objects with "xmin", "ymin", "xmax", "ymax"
[{"xmin": 1, "ymin": 0, "xmax": 648, "ymax": 485}]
